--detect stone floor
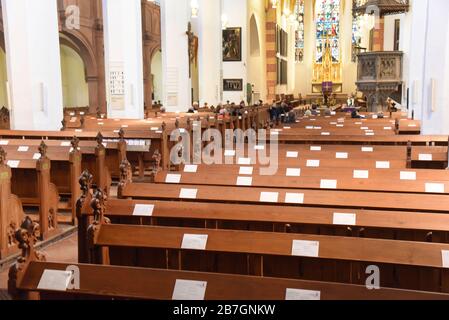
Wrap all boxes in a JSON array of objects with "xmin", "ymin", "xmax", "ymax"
[{"xmin": 0, "ymin": 233, "xmax": 78, "ymax": 300}]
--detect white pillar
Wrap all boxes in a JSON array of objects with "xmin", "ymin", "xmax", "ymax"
[
  {"xmin": 222, "ymin": 0, "xmax": 248, "ymax": 104},
  {"xmin": 1, "ymin": 0, "xmax": 63, "ymax": 130},
  {"xmin": 103, "ymin": 0, "xmax": 144, "ymax": 119},
  {"xmin": 161, "ymin": 0, "xmax": 191, "ymax": 112},
  {"xmin": 196, "ymin": 0, "xmax": 222, "ymax": 106},
  {"xmin": 407, "ymin": 0, "xmax": 449, "ymax": 134}
]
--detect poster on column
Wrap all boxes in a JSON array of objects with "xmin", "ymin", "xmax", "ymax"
[{"xmin": 109, "ymin": 62, "xmax": 125, "ymax": 110}]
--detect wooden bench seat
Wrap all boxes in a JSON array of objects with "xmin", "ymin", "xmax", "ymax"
[
  {"xmin": 90, "ymin": 224, "xmax": 449, "ymax": 292},
  {"xmin": 13, "ymin": 261, "xmax": 449, "ymax": 300},
  {"xmin": 154, "ymin": 171, "xmax": 449, "ymax": 194},
  {"xmin": 79, "ymin": 198, "xmax": 449, "ymax": 243},
  {"xmin": 120, "ymin": 183, "xmax": 449, "ymax": 212}
]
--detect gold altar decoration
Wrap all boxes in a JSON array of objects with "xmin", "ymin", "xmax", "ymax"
[{"xmin": 312, "ymin": 37, "xmax": 342, "ymax": 84}]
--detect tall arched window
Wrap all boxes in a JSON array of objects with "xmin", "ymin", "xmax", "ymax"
[
  {"xmin": 315, "ymin": 0, "xmax": 341, "ymax": 63},
  {"xmin": 294, "ymin": 0, "xmax": 305, "ymax": 62}
]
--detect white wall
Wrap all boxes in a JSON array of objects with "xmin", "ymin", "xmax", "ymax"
[
  {"xmin": 161, "ymin": 0, "xmax": 191, "ymax": 112},
  {"xmin": 103, "ymin": 0, "xmax": 144, "ymax": 119},
  {"xmin": 60, "ymin": 45, "xmax": 89, "ymax": 108},
  {"xmin": 0, "ymin": 49, "xmax": 8, "ymax": 108},
  {"xmin": 222, "ymin": 0, "xmax": 248, "ymax": 103},
  {"xmin": 194, "ymin": 0, "xmax": 221, "ymax": 106},
  {"xmin": 151, "ymin": 50, "xmax": 163, "ymax": 102},
  {"xmin": 2, "ymin": 0, "xmax": 64, "ymax": 130},
  {"xmin": 406, "ymin": 0, "xmax": 449, "ymax": 134},
  {"xmin": 247, "ymin": 0, "xmax": 267, "ymax": 103}
]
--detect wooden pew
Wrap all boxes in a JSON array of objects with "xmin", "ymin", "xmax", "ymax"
[
  {"xmin": 153, "ymin": 170, "xmax": 449, "ymax": 195},
  {"xmin": 12, "ymin": 260, "xmax": 449, "ymax": 300},
  {"xmin": 119, "ymin": 183, "xmax": 449, "ymax": 213},
  {"xmin": 2, "ymin": 136, "xmax": 113, "ymax": 224},
  {"xmin": 5, "ymin": 142, "xmax": 59, "ymax": 240},
  {"xmin": 0, "ymin": 147, "xmax": 25, "ymax": 260},
  {"xmin": 77, "ymin": 198, "xmax": 449, "ymax": 253},
  {"xmin": 88, "ymin": 222, "xmax": 449, "ymax": 293}
]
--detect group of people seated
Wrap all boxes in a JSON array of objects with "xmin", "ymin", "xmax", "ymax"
[
  {"xmin": 269, "ymin": 100, "xmax": 297, "ymax": 124},
  {"xmin": 186, "ymin": 100, "xmax": 265, "ymax": 117}
]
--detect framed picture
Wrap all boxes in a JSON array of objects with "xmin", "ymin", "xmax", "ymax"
[
  {"xmin": 223, "ymin": 79, "xmax": 243, "ymax": 92},
  {"xmin": 223, "ymin": 27, "xmax": 242, "ymax": 62}
]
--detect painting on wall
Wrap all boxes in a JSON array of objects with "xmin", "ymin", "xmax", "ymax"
[
  {"xmin": 223, "ymin": 79, "xmax": 243, "ymax": 91},
  {"xmin": 223, "ymin": 27, "xmax": 242, "ymax": 62}
]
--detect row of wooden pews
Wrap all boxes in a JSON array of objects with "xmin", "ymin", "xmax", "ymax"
[{"xmin": 6, "ymin": 110, "xmax": 449, "ymax": 300}]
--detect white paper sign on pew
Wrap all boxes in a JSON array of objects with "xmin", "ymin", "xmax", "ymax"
[
  {"xmin": 310, "ymin": 146, "xmax": 321, "ymax": 151},
  {"xmin": 239, "ymin": 167, "xmax": 254, "ymax": 175},
  {"xmin": 333, "ymin": 213, "xmax": 357, "ymax": 226},
  {"xmin": 291, "ymin": 240, "xmax": 319, "ymax": 257},
  {"xmin": 33, "ymin": 153, "xmax": 41, "ymax": 160},
  {"xmin": 166, "ymin": 174, "xmax": 181, "ymax": 184},
  {"xmin": 179, "ymin": 188, "xmax": 198, "ymax": 199},
  {"xmin": 224, "ymin": 150, "xmax": 236, "ymax": 157},
  {"xmin": 132, "ymin": 204, "xmax": 155, "ymax": 217},
  {"xmin": 353, "ymin": 170, "xmax": 369, "ymax": 179},
  {"xmin": 286, "ymin": 151, "xmax": 298, "ymax": 158},
  {"xmin": 184, "ymin": 165, "xmax": 198, "ymax": 173},
  {"xmin": 376, "ymin": 161, "xmax": 390, "ymax": 169},
  {"xmin": 320, "ymin": 179, "xmax": 337, "ymax": 189},
  {"xmin": 400, "ymin": 171, "xmax": 417, "ymax": 181},
  {"xmin": 18, "ymin": 146, "xmax": 29, "ymax": 152},
  {"xmin": 285, "ymin": 288, "xmax": 321, "ymax": 301},
  {"xmin": 7, "ymin": 160, "xmax": 20, "ymax": 168},
  {"xmin": 425, "ymin": 183, "xmax": 445, "ymax": 194},
  {"xmin": 172, "ymin": 280, "xmax": 207, "ymax": 301},
  {"xmin": 307, "ymin": 160, "xmax": 320, "ymax": 168},
  {"xmin": 419, "ymin": 154, "xmax": 433, "ymax": 161},
  {"xmin": 362, "ymin": 147, "xmax": 374, "ymax": 152},
  {"xmin": 37, "ymin": 269, "xmax": 73, "ymax": 292},
  {"xmin": 336, "ymin": 152, "xmax": 348, "ymax": 159},
  {"xmin": 285, "ymin": 193, "xmax": 304, "ymax": 204},
  {"xmin": 260, "ymin": 192, "xmax": 279, "ymax": 203},
  {"xmin": 61, "ymin": 141, "xmax": 71, "ymax": 147},
  {"xmin": 286, "ymin": 168, "xmax": 301, "ymax": 177},
  {"xmin": 442, "ymin": 250, "xmax": 449, "ymax": 268},
  {"xmin": 236, "ymin": 176, "xmax": 253, "ymax": 186},
  {"xmin": 181, "ymin": 234, "xmax": 208, "ymax": 250},
  {"xmin": 0, "ymin": 140, "xmax": 9, "ymax": 145}
]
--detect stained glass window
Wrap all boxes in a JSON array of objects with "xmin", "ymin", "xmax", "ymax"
[
  {"xmin": 315, "ymin": 0, "xmax": 341, "ymax": 63},
  {"xmin": 294, "ymin": 0, "xmax": 305, "ymax": 62}
]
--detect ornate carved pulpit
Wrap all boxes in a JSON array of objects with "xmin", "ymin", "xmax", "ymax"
[
  {"xmin": 353, "ymin": 0, "xmax": 410, "ymax": 16},
  {"xmin": 356, "ymin": 51, "xmax": 403, "ymax": 112}
]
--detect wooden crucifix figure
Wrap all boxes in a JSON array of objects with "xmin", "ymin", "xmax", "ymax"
[{"xmin": 186, "ymin": 22, "xmax": 196, "ymax": 78}]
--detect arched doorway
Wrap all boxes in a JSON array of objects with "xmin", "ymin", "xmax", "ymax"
[
  {"xmin": 59, "ymin": 31, "xmax": 102, "ymax": 113},
  {"xmin": 60, "ymin": 44, "xmax": 89, "ymax": 108},
  {"xmin": 150, "ymin": 50, "xmax": 162, "ymax": 103}
]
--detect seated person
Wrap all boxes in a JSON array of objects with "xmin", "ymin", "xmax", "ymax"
[
  {"xmin": 304, "ymin": 109, "xmax": 312, "ymax": 117},
  {"xmin": 351, "ymin": 110, "xmax": 362, "ymax": 119},
  {"xmin": 193, "ymin": 102, "xmax": 200, "ymax": 111},
  {"xmin": 160, "ymin": 105, "xmax": 166, "ymax": 113}
]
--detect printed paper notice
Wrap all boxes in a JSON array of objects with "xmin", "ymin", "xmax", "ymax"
[{"xmin": 172, "ymin": 280, "xmax": 207, "ymax": 300}]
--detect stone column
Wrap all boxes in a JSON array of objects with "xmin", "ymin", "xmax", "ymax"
[
  {"xmin": 102, "ymin": 0, "xmax": 144, "ymax": 119},
  {"xmin": 2, "ymin": 0, "xmax": 64, "ymax": 130}
]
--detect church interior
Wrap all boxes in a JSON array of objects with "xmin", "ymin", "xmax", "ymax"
[{"xmin": 1, "ymin": 0, "xmax": 449, "ymax": 303}]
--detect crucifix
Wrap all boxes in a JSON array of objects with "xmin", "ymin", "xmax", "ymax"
[{"xmin": 186, "ymin": 22, "xmax": 195, "ymax": 78}]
